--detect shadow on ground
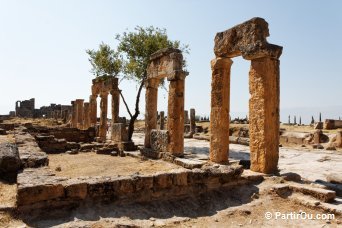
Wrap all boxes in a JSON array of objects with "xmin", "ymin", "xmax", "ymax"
[{"xmin": 22, "ymin": 184, "xmax": 260, "ymax": 227}]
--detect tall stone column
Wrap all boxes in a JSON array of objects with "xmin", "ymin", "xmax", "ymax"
[
  {"xmin": 190, "ymin": 108, "xmax": 196, "ymax": 133},
  {"xmin": 89, "ymin": 95, "xmax": 97, "ymax": 127},
  {"xmin": 144, "ymin": 78, "xmax": 159, "ymax": 148},
  {"xmin": 168, "ymin": 79, "xmax": 185, "ymax": 156},
  {"xmin": 160, "ymin": 111, "xmax": 165, "ymax": 130},
  {"xmin": 71, "ymin": 101, "xmax": 78, "ymax": 128},
  {"xmin": 111, "ymin": 89, "xmax": 120, "ymax": 124},
  {"xmin": 249, "ymin": 57, "xmax": 280, "ymax": 174},
  {"xmin": 99, "ymin": 92, "xmax": 108, "ymax": 141},
  {"xmin": 75, "ymin": 99, "xmax": 84, "ymax": 129},
  {"xmin": 83, "ymin": 102, "xmax": 90, "ymax": 130},
  {"xmin": 210, "ymin": 57, "xmax": 233, "ymax": 163}
]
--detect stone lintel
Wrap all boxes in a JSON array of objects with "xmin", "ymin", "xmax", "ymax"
[{"xmin": 214, "ymin": 17, "xmax": 282, "ymax": 60}]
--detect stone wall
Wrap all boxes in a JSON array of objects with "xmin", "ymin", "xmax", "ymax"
[
  {"xmin": 27, "ymin": 126, "xmax": 96, "ymax": 143},
  {"xmin": 15, "ymin": 128, "xmax": 49, "ymax": 168},
  {"xmin": 17, "ymin": 165, "xmax": 244, "ymax": 211}
]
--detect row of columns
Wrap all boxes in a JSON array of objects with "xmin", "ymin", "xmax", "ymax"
[{"xmin": 70, "ymin": 89, "xmax": 120, "ymax": 142}]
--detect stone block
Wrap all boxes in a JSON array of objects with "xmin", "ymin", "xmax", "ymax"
[
  {"xmin": 111, "ymin": 123, "xmax": 128, "ymax": 142},
  {"xmin": 17, "ymin": 183, "xmax": 65, "ymax": 206},
  {"xmin": 150, "ymin": 130, "xmax": 169, "ymax": 152},
  {"xmin": 0, "ymin": 143, "xmax": 21, "ymax": 181},
  {"xmin": 65, "ymin": 182, "xmax": 87, "ymax": 199},
  {"xmin": 214, "ymin": 17, "xmax": 282, "ymax": 60},
  {"xmin": 154, "ymin": 173, "xmax": 173, "ymax": 189},
  {"xmin": 174, "ymin": 158, "xmax": 204, "ymax": 169}
]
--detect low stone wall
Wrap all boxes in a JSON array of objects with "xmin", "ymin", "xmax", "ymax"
[
  {"xmin": 17, "ymin": 164, "xmax": 245, "ymax": 211},
  {"xmin": 15, "ymin": 130, "xmax": 49, "ymax": 168},
  {"xmin": 27, "ymin": 126, "xmax": 95, "ymax": 143}
]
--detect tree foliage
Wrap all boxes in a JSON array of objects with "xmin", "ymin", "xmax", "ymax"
[
  {"xmin": 116, "ymin": 26, "xmax": 189, "ymax": 82},
  {"xmin": 86, "ymin": 43, "xmax": 122, "ymax": 77}
]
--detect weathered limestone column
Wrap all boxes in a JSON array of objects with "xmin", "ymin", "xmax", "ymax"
[
  {"xmin": 160, "ymin": 111, "xmax": 165, "ymax": 130},
  {"xmin": 89, "ymin": 95, "xmax": 97, "ymax": 127},
  {"xmin": 83, "ymin": 102, "xmax": 90, "ymax": 129},
  {"xmin": 184, "ymin": 110, "xmax": 189, "ymax": 124},
  {"xmin": 249, "ymin": 57, "xmax": 280, "ymax": 174},
  {"xmin": 144, "ymin": 79, "xmax": 159, "ymax": 148},
  {"xmin": 111, "ymin": 89, "xmax": 120, "ymax": 124},
  {"xmin": 75, "ymin": 99, "xmax": 84, "ymax": 129},
  {"xmin": 71, "ymin": 101, "xmax": 77, "ymax": 128},
  {"xmin": 190, "ymin": 108, "xmax": 196, "ymax": 133},
  {"xmin": 210, "ymin": 57, "xmax": 233, "ymax": 163},
  {"xmin": 168, "ymin": 79, "xmax": 185, "ymax": 156},
  {"xmin": 99, "ymin": 92, "xmax": 108, "ymax": 141}
]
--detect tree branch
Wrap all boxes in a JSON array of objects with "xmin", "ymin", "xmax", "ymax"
[{"xmin": 119, "ymin": 90, "xmax": 133, "ymax": 118}]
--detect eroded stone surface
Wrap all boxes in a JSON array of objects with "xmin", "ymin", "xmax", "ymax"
[
  {"xmin": 16, "ymin": 164, "xmax": 244, "ymax": 211},
  {"xmin": 150, "ymin": 130, "xmax": 169, "ymax": 152},
  {"xmin": 249, "ymin": 57, "xmax": 280, "ymax": 173},
  {"xmin": 0, "ymin": 143, "xmax": 21, "ymax": 181},
  {"xmin": 214, "ymin": 17, "xmax": 282, "ymax": 60}
]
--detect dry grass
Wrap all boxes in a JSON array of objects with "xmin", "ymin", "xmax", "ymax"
[
  {"xmin": 0, "ymin": 134, "xmax": 15, "ymax": 144},
  {"xmin": 4, "ymin": 117, "xmax": 62, "ymax": 127},
  {"xmin": 48, "ymin": 152, "xmax": 180, "ymax": 178},
  {"xmin": 0, "ymin": 181, "xmax": 17, "ymax": 207}
]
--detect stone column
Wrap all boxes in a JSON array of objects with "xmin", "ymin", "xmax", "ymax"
[
  {"xmin": 249, "ymin": 57, "xmax": 280, "ymax": 174},
  {"xmin": 89, "ymin": 95, "xmax": 97, "ymax": 127},
  {"xmin": 313, "ymin": 130, "xmax": 321, "ymax": 144},
  {"xmin": 83, "ymin": 102, "xmax": 90, "ymax": 130},
  {"xmin": 75, "ymin": 99, "xmax": 84, "ymax": 129},
  {"xmin": 184, "ymin": 110, "xmax": 189, "ymax": 124},
  {"xmin": 210, "ymin": 57, "xmax": 233, "ymax": 163},
  {"xmin": 160, "ymin": 111, "xmax": 165, "ymax": 130},
  {"xmin": 168, "ymin": 79, "xmax": 185, "ymax": 156},
  {"xmin": 111, "ymin": 89, "xmax": 120, "ymax": 124},
  {"xmin": 144, "ymin": 78, "xmax": 159, "ymax": 148},
  {"xmin": 190, "ymin": 108, "xmax": 196, "ymax": 133},
  {"xmin": 71, "ymin": 101, "xmax": 77, "ymax": 128},
  {"xmin": 99, "ymin": 92, "xmax": 108, "ymax": 141},
  {"xmin": 335, "ymin": 130, "xmax": 342, "ymax": 148}
]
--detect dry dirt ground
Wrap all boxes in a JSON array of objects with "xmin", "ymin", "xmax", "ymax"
[{"xmin": 49, "ymin": 153, "xmax": 180, "ymax": 178}]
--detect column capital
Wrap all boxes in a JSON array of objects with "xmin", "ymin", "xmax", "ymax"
[{"xmin": 211, "ymin": 57, "xmax": 233, "ymax": 70}]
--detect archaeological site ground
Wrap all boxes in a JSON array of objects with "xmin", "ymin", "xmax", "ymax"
[{"xmin": 0, "ymin": 15, "xmax": 341, "ymax": 228}]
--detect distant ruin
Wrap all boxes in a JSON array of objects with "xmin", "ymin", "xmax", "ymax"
[
  {"xmin": 210, "ymin": 17, "xmax": 282, "ymax": 174},
  {"xmin": 15, "ymin": 98, "xmax": 72, "ymax": 120}
]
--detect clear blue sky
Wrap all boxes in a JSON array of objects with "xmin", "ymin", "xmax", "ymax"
[{"xmin": 0, "ymin": 0, "xmax": 341, "ymax": 123}]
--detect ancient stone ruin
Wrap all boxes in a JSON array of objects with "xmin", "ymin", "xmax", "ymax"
[
  {"xmin": 15, "ymin": 98, "xmax": 35, "ymax": 118},
  {"xmin": 210, "ymin": 17, "xmax": 282, "ymax": 174},
  {"xmin": 144, "ymin": 48, "xmax": 188, "ymax": 156},
  {"xmin": 70, "ymin": 76, "xmax": 121, "ymax": 140}
]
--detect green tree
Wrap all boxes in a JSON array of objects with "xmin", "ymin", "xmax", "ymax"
[
  {"xmin": 116, "ymin": 26, "xmax": 189, "ymax": 141},
  {"xmin": 86, "ymin": 43, "xmax": 122, "ymax": 77}
]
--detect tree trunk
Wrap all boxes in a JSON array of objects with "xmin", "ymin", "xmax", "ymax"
[{"xmin": 127, "ymin": 74, "xmax": 146, "ymax": 141}]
